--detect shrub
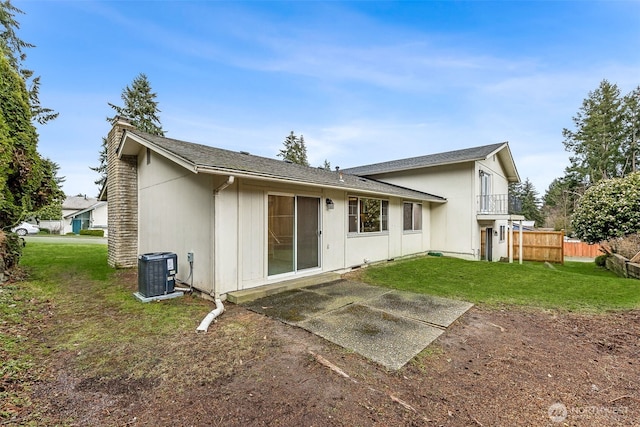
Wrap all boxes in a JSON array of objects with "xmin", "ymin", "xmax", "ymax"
[
  {"xmin": 594, "ymin": 254, "xmax": 608, "ymax": 267},
  {"xmin": 38, "ymin": 228, "xmax": 50, "ymax": 234},
  {"xmin": 572, "ymin": 172, "xmax": 640, "ymax": 243},
  {"xmin": 0, "ymin": 231, "xmax": 24, "ymax": 273},
  {"xmin": 79, "ymin": 229, "xmax": 104, "ymax": 237}
]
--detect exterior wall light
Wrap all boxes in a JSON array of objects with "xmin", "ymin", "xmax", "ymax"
[{"xmin": 326, "ymin": 198, "xmax": 335, "ymax": 210}]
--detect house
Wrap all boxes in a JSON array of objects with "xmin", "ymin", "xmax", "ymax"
[
  {"xmin": 344, "ymin": 143, "xmax": 524, "ymax": 262},
  {"xmin": 64, "ymin": 198, "xmax": 108, "ymax": 235},
  {"xmin": 38, "ymin": 196, "xmax": 108, "ymax": 235},
  {"xmin": 106, "ymin": 117, "xmax": 523, "ymax": 299}
]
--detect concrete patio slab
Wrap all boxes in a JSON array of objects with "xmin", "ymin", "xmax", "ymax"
[
  {"xmin": 243, "ymin": 288, "xmax": 338, "ymax": 323},
  {"xmin": 299, "ymin": 304, "xmax": 444, "ymax": 370},
  {"xmin": 239, "ymin": 279, "xmax": 472, "ymax": 370},
  {"xmin": 307, "ymin": 280, "xmax": 390, "ymax": 301},
  {"xmin": 363, "ymin": 291, "xmax": 474, "ymax": 328}
]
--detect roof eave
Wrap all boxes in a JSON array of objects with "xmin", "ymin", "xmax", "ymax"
[
  {"xmin": 118, "ymin": 131, "xmax": 198, "ymax": 173},
  {"xmin": 194, "ymin": 165, "xmax": 446, "ymax": 203},
  {"xmin": 492, "ymin": 143, "xmax": 521, "ymax": 183}
]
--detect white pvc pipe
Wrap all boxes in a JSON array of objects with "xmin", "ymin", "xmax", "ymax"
[{"xmin": 196, "ymin": 298, "xmax": 225, "ymax": 332}]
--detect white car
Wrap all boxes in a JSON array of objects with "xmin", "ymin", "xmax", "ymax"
[{"xmin": 11, "ymin": 222, "xmax": 40, "ymax": 236}]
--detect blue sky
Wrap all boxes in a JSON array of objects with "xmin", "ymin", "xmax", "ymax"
[{"xmin": 17, "ymin": 0, "xmax": 640, "ymax": 198}]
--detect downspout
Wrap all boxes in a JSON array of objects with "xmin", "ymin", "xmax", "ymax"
[{"xmin": 196, "ymin": 175, "xmax": 235, "ymax": 332}]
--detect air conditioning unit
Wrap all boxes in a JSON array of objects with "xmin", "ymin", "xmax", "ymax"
[{"xmin": 138, "ymin": 252, "xmax": 177, "ymax": 298}]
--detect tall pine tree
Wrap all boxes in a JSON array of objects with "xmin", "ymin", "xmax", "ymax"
[
  {"xmin": 0, "ymin": 0, "xmax": 57, "ymax": 124},
  {"xmin": 562, "ymin": 79, "xmax": 626, "ymax": 184},
  {"xmin": 278, "ymin": 131, "xmax": 309, "ymax": 166},
  {"xmin": 622, "ymin": 86, "xmax": 640, "ymax": 173},
  {"xmin": 509, "ymin": 178, "xmax": 544, "ymax": 226},
  {"xmin": 92, "ymin": 73, "xmax": 164, "ymax": 189}
]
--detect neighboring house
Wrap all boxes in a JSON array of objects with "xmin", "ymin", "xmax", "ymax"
[
  {"xmin": 64, "ymin": 200, "xmax": 108, "ymax": 235},
  {"xmin": 40, "ymin": 196, "xmax": 108, "ymax": 235},
  {"xmin": 105, "ymin": 117, "xmax": 523, "ymax": 299},
  {"xmin": 344, "ymin": 143, "xmax": 524, "ymax": 262},
  {"xmin": 512, "ymin": 221, "xmax": 536, "ymax": 231}
]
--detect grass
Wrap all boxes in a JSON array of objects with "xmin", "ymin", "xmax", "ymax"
[
  {"xmin": 2, "ymin": 243, "xmax": 639, "ymax": 423},
  {"xmin": 362, "ymin": 256, "xmax": 640, "ymax": 312},
  {"xmin": 1, "ymin": 242, "xmax": 214, "ymax": 424}
]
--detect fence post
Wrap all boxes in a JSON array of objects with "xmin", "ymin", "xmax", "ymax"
[{"xmin": 518, "ymin": 221, "xmax": 523, "ymax": 265}]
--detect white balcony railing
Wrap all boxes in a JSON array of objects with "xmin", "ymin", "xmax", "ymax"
[{"xmin": 477, "ymin": 194, "xmax": 521, "ymax": 215}]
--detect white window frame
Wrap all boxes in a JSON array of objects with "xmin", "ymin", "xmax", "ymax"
[
  {"xmin": 480, "ymin": 171, "xmax": 492, "ymax": 213},
  {"xmin": 403, "ymin": 202, "xmax": 422, "ymax": 232},
  {"xmin": 348, "ymin": 196, "xmax": 389, "ymax": 234}
]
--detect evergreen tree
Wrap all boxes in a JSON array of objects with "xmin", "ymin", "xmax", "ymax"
[
  {"xmin": 28, "ymin": 159, "xmax": 64, "ymax": 220},
  {"xmin": 92, "ymin": 73, "xmax": 164, "ymax": 189},
  {"xmin": 622, "ymin": 86, "xmax": 640, "ymax": 173},
  {"xmin": 562, "ymin": 80, "xmax": 626, "ymax": 184},
  {"xmin": 0, "ymin": 53, "xmax": 63, "ymax": 227},
  {"xmin": 510, "ymin": 179, "xmax": 543, "ymax": 226},
  {"xmin": 541, "ymin": 176, "xmax": 584, "ymax": 232},
  {"xmin": 0, "ymin": 1, "xmax": 57, "ymax": 124},
  {"xmin": 278, "ymin": 131, "xmax": 309, "ymax": 166},
  {"xmin": 91, "ymin": 136, "xmax": 108, "ymax": 189},
  {"xmin": 108, "ymin": 73, "xmax": 164, "ymax": 135}
]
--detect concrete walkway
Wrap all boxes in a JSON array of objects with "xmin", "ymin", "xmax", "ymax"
[
  {"xmin": 24, "ymin": 235, "xmax": 107, "ymax": 245},
  {"xmin": 240, "ymin": 279, "xmax": 473, "ymax": 370}
]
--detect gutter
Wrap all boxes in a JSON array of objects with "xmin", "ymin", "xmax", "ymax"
[
  {"xmin": 196, "ymin": 175, "xmax": 235, "ymax": 332},
  {"xmin": 194, "ymin": 165, "xmax": 446, "ymax": 203}
]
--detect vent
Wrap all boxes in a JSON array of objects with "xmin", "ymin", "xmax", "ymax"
[{"xmin": 138, "ymin": 252, "xmax": 177, "ymax": 297}]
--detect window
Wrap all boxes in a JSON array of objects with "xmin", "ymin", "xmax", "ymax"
[
  {"xmin": 403, "ymin": 202, "xmax": 422, "ymax": 231},
  {"xmin": 499, "ymin": 225, "xmax": 506, "ymax": 242},
  {"xmin": 479, "ymin": 171, "xmax": 491, "ymax": 212},
  {"xmin": 348, "ymin": 196, "xmax": 388, "ymax": 233}
]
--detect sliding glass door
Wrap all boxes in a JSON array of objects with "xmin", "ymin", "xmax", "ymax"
[{"xmin": 268, "ymin": 195, "xmax": 320, "ymax": 276}]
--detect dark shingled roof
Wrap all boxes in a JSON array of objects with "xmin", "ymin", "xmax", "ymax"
[
  {"xmin": 342, "ymin": 143, "xmax": 508, "ymax": 176},
  {"xmin": 124, "ymin": 130, "xmax": 446, "ymax": 202}
]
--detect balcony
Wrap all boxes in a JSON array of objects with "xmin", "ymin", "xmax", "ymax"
[{"xmin": 477, "ymin": 194, "xmax": 522, "ymax": 215}]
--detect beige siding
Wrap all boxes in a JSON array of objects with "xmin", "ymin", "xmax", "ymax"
[
  {"xmin": 215, "ymin": 176, "xmax": 239, "ymax": 294},
  {"xmin": 239, "ymin": 184, "xmax": 266, "ymax": 288},
  {"xmin": 372, "ymin": 163, "xmax": 476, "ymax": 259},
  {"xmin": 387, "ymin": 198, "xmax": 402, "ymax": 259},
  {"xmin": 137, "ymin": 155, "xmax": 435, "ymax": 294},
  {"xmin": 346, "ymin": 234, "xmax": 390, "ymax": 267},
  {"xmin": 137, "ymin": 150, "xmax": 214, "ymax": 293},
  {"xmin": 321, "ymin": 189, "xmax": 347, "ymax": 272}
]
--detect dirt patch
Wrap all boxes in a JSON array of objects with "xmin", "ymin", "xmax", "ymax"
[{"xmin": 6, "ymin": 302, "xmax": 632, "ymax": 426}]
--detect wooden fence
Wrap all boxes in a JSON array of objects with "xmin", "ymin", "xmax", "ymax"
[
  {"xmin": 563, "ymin": 240, "xmax": 603, "ymax": 258},
  {"xmin": 510, "ymin": 230, "xmax": 564, "ymax": 264}
]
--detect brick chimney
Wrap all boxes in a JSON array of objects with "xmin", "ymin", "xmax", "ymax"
[{"xmin": 107, "ymin": 117, "xmax": 138, "ymax": 268}]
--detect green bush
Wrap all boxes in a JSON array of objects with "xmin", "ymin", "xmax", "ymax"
[
  {"xmin": 1, "ymin": 232, "xmax": 24, "ymax": 271},
  {"xmin": 38, "ymin": 228, "xmax": 50, "ymax": 234},
  {"xmin": 79, "ymin": 229, "xmax": 104, "ymax": 237},
  {"xmin": 594, "ymin": 254, "xmax": 608, "ymax": 267},
  {"xmin": 572, "ymin": 172, "xmax": 640, "ymax": 243}
]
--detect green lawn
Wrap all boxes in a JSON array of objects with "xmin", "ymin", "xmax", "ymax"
[
  {"xmin": 1, "ymin": 243, "xmax": 214, "ymax": 424},
  {"xmin": 362, "ymin": 256, "xmax": 640, "ymax": 312}
]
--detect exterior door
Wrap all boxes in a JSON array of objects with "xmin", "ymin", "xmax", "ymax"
[
  {"xmin": 480, "ymin": 172, "xmax": 491, "ymax": 212},
  {"xmin": 72, "ymin": 218, "xmax": 82, "ymax": 234},
  {"xmin": 485, "ymin": 227, "xmax": 493, "ymax": 262},
  {"xmin": 268, "ymin": 195, "xmax": 320, "ymax": 276},
  {"xmin": 296, "ymin": 196, "xmax": 320, "ymax": 271}
]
